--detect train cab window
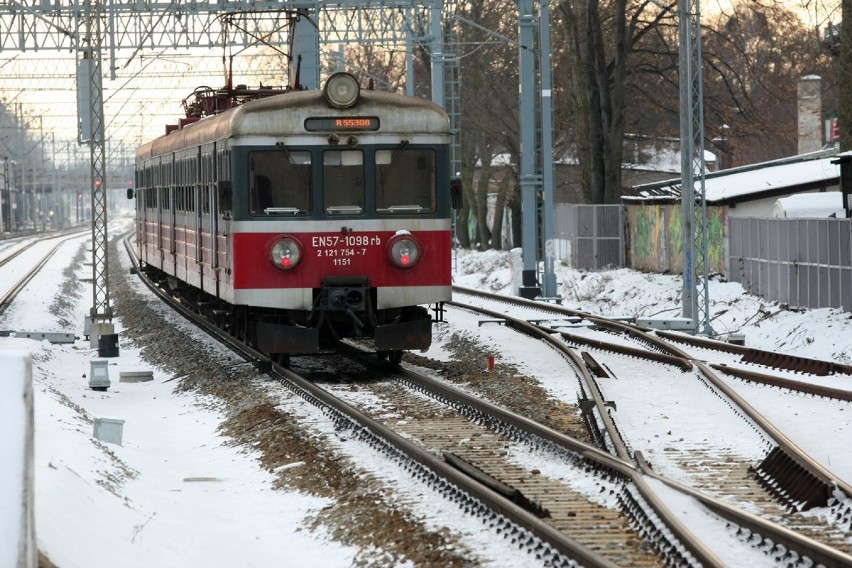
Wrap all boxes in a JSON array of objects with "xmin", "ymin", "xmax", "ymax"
[
  {"xmin": 323, "ymin": 150, "xmax": 363, "ymax": 215},
  {"xmin": 376, "ymin": 148, "xmax": 435, "ymax": 214},
  {"xmin": 249, "ymin": 150, "xmax": 311, "ymax": 215}
]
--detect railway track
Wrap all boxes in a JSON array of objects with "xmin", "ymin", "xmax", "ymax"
[
  {"xmin": 655, "ymin": 329, "xmax": 852, "ymax": 377},
  {"xmin": 121, "ymin": 234, "xmax": 852, "ymax": 566},
  {"xmin": 451, "ymin": 286, "xmax": 852, "ymax": 564},
  {"xmin": 0, "ymin": 229, "xmax": 89, "ymax": 316},
  {"xmin": 336, "ymin": 344, "xmax": 688, "ymax": 567},
  {"xmin": 124, "ymin": 235, "xmax": 637, "ymax": 565}
]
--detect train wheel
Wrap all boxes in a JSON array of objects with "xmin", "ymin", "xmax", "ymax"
[{"xmin": 389, "ymin": 351, "xmax": 403, "ymax": 365}]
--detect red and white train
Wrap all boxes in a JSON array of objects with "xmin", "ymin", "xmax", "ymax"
[{"xmin": 132, "ymin": 72, "xmax": 456, "ymax": 364}]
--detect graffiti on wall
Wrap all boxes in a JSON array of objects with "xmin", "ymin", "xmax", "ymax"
[
  {"xmin": 631, "ymin": 204, "xmax": 725, "ymax": 273},
  {"xmin": 633, "ymin": 205, "xmax": 661, "ymax": 269},
  {"xmin": 706, "ymin": 208, "xmax": 725, "ymax": 268}
]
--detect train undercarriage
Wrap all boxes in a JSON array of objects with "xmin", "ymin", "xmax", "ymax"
[{"xmin": 142, "ymin": 264, "xmax": 441, "ymax": 366}]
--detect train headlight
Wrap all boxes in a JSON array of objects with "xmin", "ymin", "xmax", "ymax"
[
  {"xmin": 270, "ymin": 236, "xmax": 303, "ymax": 270},
  {"xmin": 324, "ymin": 72, "xmax": 360, "ymax": 109},
  {"xmin": 387, "ymin": 233, "xmax": 421, "ymax": 268}
]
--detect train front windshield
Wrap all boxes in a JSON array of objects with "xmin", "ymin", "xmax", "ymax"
[
  {"xmin": 324, "ymin": 150, "xmax": 364, "ymax": 215},
  {"xmin": 376, "ymin": 148, "xmax": 435, "ymax": 214},
  {"xmin": 249, "ymin": 150, "xmax": 312, "ymax": 215},
  {"xmin": 248, "ymin": 147, "xmax": 437, "ymax": 217}
]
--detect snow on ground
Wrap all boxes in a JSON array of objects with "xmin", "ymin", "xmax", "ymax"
[
  {"xmin": 452, "ymin": 248, "xmax": 852, "ymax": 486},
  {"xmin": 2, "ymin": 234, "xmax": 851, "ymax": 567},
  {"xmin": 2, "ymin": 231, "xmax": 353, "ymax": 567},
  {"xmin": 452, "ymin": 248, "xmax": 852, "ymax": 365}
]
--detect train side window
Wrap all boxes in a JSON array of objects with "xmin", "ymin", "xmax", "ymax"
[
  {"xmin": 376, "ymin": 148, "xmax": 435, "ymax": 214},
  {"xmin": 249, "ymin": 150, "xmax": 311, "ymax": 215},
  {"xmin": 323, "ymin": 150, "xmax": 363, "ymax": 215}
]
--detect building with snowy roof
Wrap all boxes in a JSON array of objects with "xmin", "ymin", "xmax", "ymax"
[{"xmin": 620, "ymin": 148, "xmax": 844, "ymax": 274}]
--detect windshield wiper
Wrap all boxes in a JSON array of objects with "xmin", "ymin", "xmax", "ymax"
[{"xmin": 377, "ymin": 205, "xmax": 424, "ymax": 213}]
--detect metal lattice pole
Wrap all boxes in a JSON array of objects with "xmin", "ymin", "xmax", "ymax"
[
  {"xmin": 517, "ymin": 0, "xmax": 542, "ymax": 299},
  {"xmin": 80, "ymin": 0, "xmax": 111, "ymax": 324},
  {"xmin": 679, "ymin": 0, "xmax": 711, "ymax": 336}
]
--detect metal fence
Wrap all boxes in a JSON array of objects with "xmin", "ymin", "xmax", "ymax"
[
  {"xmin": 553, "ymin": 204, "xmax": 624, "ymax": 269},
  {"xmin": 728, "ymin": 217, "xmax": 852, "ymax": 311}
]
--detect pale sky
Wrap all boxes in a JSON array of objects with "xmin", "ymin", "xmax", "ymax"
[
  {"xmin": 704, "ymin": 0, "xmax": 840, "ymax": 27},
  {"xmin": 0, "ymin": 0, "xmax": 843, "ymax": 173}
]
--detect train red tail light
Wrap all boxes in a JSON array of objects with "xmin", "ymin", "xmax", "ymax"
[
  {"xmin": 387, "ymin": 233, "xmax": 421, "ymax": 268},
  {"xmin": 270, "ymin": 237, "xmax": 303, "ymax": 270}
]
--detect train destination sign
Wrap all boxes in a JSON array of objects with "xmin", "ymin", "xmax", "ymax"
[{"xmin": 304, "ymin": 116, "xmax": 380, "ymax": 131}]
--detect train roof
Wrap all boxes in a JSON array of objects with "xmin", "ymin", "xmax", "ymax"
[{"xmin": 135, "ymin": 89, "xmax": 450, "ymax": 161}]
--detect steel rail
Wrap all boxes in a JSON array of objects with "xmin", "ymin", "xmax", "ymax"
[
  {"xmin": 344, "ymin": 328, "xmax": 724, "ymax": 567},
  {"xmin": 124, "ymin": 245, "xmax": 851, "ymax": 567},
  {"xmin": 694, "ymin": 360, "xmax": 852, "ymax": 503},
  {"xmin": 453, "ymin": 286, "xmax": 852, "ymax": 502},
  {"xmin": 555, "ymin": 327, "xmax": 693, "ymax": 371},
  {"xmin": 453, "ymin": 285, "xmax": 692, "ymax": 360},
  {"xmin": 0, "ymin": 241, "xmax": 37, "ymax": 268},
  {"xmin": 447, "ymin": 299, "xmax": 634, "ymax": 459},
  {"xmin": 448, "ymin": 287, "xmax": 852, "ymax": 565},
  {"xmin": 656, "ymin": 328, "xmax": 852, "ymax": 376},
  {"xmin": 0, "ymin": 236, "xmax": 79, "ymax": 315},
  {"xmin": 0, "ymin": 226, "xmax": 89, "ymax": 268},
  {"xmin": 268, "ymin": 361, "xmax": 619, "ymax": 568},
  {"xmin": 122, "ymin": 237, "xmax": 617, "ymax": 567},
  {"xmin": 635, "ymin": 453, "xmax": 852, "ymax": 568},
  {"xmin": 710, "ymin": 363, "xmax": 852, "ymax": 401}
]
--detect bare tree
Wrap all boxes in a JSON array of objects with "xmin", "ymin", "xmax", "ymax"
[
  {"xmin": 700, "ymin": 3, "xmax": 834, "ymax": 163},
  {"xmin": 328, "ymin": 44, "xmax": 408, "ymax": 91},
  {"xmin": 453, "ymin": 0, "xmax": 520, "ymax": 249},
  {"xmin": 841, "ymin": 0, "xmax": 852, "ymax": 151},
  {"xmin": 555, "ymin": 0, "xmax": 835, "ymax": 205},
  {"xmin": 556, "ymin": 0, "xmax": 676, "ymax": 204}
]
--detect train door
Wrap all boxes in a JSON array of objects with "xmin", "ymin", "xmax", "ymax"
[
  {"xmin": 134, "ymin": 163, "xmax": 143, "ymax": 260},
  {"xmin": 188, "ymin": 162, "xmax": 199, "ymax": 290},
  {"xmin": 142, "ymin": 164, "xmax": 156, "ymax": 266},
  {"xmin": 188, "ymin": 166, "xmax": 200, "ymax": 290},
  {"xmin": 174, "ymin": 181, "xmax": 185, "ymax": 283},
  {"xmin": 162, "ymin": 156, "xmax": 176, "ymax": 276},
  {"xmin": 199, "ymin": 154, "xmax": 214, "ymax": 295},
  {"xmin": 135, "ymin": 167, "xmax": 145, "ymax": 263},
  {"xmin": 169, "ymin": 163, "xmax": 177, "ymax": 276},
  {"xmin": 201, "ymin": 144, "xmax": 220, "ymax": 298},
  {"xmin": 215, "ymin": 144, "xmax": 233, "ymax": 303},
  {"xmin": 156, "ymin": 159, "xmax": 164, "ymax": 270}
]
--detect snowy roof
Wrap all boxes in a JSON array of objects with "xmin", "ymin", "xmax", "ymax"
[
  {"xmin": 623, "ymin": 147, "xmax": 842, "ymax": 204},
  {"xmin": 772, "ymin": 191, "xmax": 845, "ymax": 218}
]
